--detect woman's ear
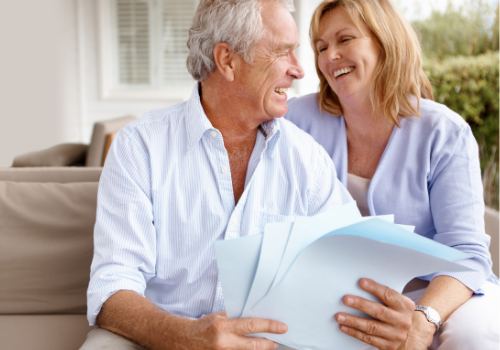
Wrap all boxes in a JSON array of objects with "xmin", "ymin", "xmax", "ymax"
[{"xmin": 213, "ymin": 43, "xmax": 236, "ymax": 82}]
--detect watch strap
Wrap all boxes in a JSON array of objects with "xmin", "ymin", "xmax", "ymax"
[{"xmin": 415, "ymin": 305, "xmax": 442, "ymax": 333}]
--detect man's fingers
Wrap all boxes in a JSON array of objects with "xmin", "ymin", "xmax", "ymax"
[
  {"xmin": 231, "ymin": 317, "xmax": 288, "ymax": 336},
  {"xmin": 239, "ymin": 336, "xmax": 280, "ymax": 350},
  {"xmin": 359, "ymin": 279, "xmax": 415, "ymax": 312}
]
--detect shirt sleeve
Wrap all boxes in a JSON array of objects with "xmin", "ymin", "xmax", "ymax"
[
  {"xmin": 307, "ymin": 143, "xmax": 353, "ymax": 215},
  {"xmin": 87, "ymin": 126, "xmax": 157, "ymax": 325},
  {"xmin": 422, "ymin": 123, "xmax": 494, "ymax": 293}
]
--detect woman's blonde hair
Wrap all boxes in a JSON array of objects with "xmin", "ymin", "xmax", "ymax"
[{"xmin": 310, "ymin": 0, "xmax": 433, "ymax": 124}]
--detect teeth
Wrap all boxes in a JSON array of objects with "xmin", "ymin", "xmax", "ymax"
[
  {"xmin": 274, "ymin": 87, "xmax": 288, "ymax": 94},
  {"xmin": 334, "ymin": 67, "xmax": 354, "ymax": 78}
]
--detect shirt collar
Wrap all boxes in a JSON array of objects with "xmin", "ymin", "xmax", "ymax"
[
  {"xmin": 185, "ymin": 83, "xmax": 214, "ymax": 153},
  {"xmin": 260, "ymin": 118, "xmax": 281, "ymax": 158},
  {"xmin": 185, "ymin": 82, "xmax": 282, "ymax": 157}
]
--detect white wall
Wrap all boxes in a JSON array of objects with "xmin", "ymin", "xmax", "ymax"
[{"xmin": 0, "ymin": 0, "xmax": 80, "ymax": 167}]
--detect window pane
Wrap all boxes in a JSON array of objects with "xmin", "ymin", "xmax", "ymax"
[
  {"xmin": 116, "ymin": 0, "xmax": 150, "ymax": 85},
  {"xmin": 162, "ymin": 0, "xmax": 197, "ymax": 87}
]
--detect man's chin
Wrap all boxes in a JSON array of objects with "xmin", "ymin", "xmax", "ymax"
[{"xmin": 265, "ymin": 104, "xmax": 288, "ymax": 120}]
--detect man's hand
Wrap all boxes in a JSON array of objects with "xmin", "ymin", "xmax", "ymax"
[
  {"xmin": 97, "ymin": 290, "xmax": 287, "ymax": 350},
  {"xmin": 184, "ymin": 311, "xmax": 287, "ymax": 350},
  {"xmin": 334, "ymin": 278, "xmax": 415, "ymax": 350}
]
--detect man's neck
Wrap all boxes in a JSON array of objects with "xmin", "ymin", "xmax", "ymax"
[{"xmin": 200, "ymin": 78, "xmax": 262, "ymax": 145}]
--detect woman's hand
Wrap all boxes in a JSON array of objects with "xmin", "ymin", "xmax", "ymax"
[
  {"xmin": 335, "ymin": 278, "xmax": 415, "ymax": 350},
  {"xmin": 399, "ymin": 276, "xmax": 474, "ymax": 350},
  {"xmin": 396, "ymin": 310, "xmax": 436, "ymax": 350}
]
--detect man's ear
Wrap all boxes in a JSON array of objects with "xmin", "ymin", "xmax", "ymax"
[{"xmin": 213, "ymin": 43, "xmax": 237, "ymax": 82}]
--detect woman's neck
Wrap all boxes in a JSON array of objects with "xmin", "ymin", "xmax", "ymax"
[
  {"xmin": 342, "ymin": 101, "xmax": 395, "ymax": 179},
  {"xmin": 342, "ymin": 101, "xmax": 393, "ymax": 143}
]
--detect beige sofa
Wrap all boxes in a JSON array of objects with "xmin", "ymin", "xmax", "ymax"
[
  {"xmin": 0, "ymin": 167, "xmax": 101, "ymax": 350},
  {"xmin": 0, "ymin": 166, "xmax": 498, "ymax": 350}
]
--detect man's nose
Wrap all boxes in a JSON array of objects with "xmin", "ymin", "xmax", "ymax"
[{"xmin": 289, "ymin": 57, "xmax": 305, "ymax": 80}]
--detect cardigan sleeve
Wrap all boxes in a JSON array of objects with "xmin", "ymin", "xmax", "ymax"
[{"xmin": 422, "ymin": 123, "xmax": 493, "ymax": 292}]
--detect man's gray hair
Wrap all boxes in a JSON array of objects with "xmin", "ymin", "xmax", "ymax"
[{"xmin": 187, "ymin": 0, "xmax": 295, "ymax": 82}]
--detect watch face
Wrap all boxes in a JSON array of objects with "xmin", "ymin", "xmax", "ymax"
[{"xmin": 427, "ymin": 308, "xmax": 440, "ymax": 322}]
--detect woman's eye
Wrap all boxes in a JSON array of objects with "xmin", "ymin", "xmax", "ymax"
[
  {"xmin": 341, "ymin": 37, "xmax": 352, "ymax": 43},
  {"xmin": 318, "ymin": 47, "xmax": 327, "ymax": 52}
]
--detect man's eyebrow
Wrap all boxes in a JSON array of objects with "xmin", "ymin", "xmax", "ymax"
[{"xmin": 273, "ymin": 42, "xmax": 300, "ymax": 53}]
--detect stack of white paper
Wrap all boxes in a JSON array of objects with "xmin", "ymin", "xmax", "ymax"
[{"xmin": 214, "ymin": 202, "xmax": 472, "ymax": 350}]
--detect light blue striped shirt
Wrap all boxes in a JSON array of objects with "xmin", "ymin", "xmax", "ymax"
[{"xmin": 87, "ymin": 85, "xmax": 352, "ymax": 325}]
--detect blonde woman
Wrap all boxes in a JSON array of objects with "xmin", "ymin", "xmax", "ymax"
[{"xmin": 285, "ymin": 0, "xmax": 499, "ymax": 349}]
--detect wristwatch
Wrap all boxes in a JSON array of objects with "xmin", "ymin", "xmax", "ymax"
[{"xmin": 415, "ymin": 305, "xmax": 442, "ymax": 333}]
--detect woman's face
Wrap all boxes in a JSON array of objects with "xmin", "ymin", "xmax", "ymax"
[{"xmin": 316, "ymin": 7, "xmax": 381, "ymax": 106}]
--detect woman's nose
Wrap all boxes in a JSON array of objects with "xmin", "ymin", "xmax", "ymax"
[{"xmin": 325, "ymin": 46, "xmax": 341, "ymax": 61}]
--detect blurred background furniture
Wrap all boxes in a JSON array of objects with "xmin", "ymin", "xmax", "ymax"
[
  {"xmin": 11, "ymin": 116, "xmax": 135, "ymax": 168},
  {"xmin": 0, "ymin": 166, "xmax": 497, "ymax": 350},
  {"xmin": 0, "ymin": 167, "xmax": 101, "ymax": 350}
]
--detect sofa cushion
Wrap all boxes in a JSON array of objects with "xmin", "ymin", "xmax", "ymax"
[
  {"xmin": 0, "ymin": 315, "xmax": 93, "ymax": 350},
  {"xmin": 12, "ymin": 143, "xmax": 88, "ymax": 167},
  {"xmin": 86, "ymin": 116, "xmax": 136, "ymax": 166},
  {"xmin": 0, "ymin": 167, "xmax": 102, "ymax": 183},
  {"xmin": 0, "ymin": 181, "xmax": 98, "ymax": 314}
]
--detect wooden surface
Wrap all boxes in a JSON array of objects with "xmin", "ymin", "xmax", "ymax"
[{"xmin": 102, "ymin": 131, "xmax": 118, "ymax": 166}]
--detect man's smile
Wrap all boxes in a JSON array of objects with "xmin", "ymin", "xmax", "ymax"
[{"xmin": 274, "ymin": 87, "xmax": 289, "ymax": 95}]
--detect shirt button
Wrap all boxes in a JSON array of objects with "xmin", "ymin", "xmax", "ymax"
[
  {"xmin": 232, "ymin": 218, "xmax": 238, "ymax": 224},
  {"xmin": 211, "ymin": 131, "xmax": 217, "ymax": 137},
  {"xmin": 221, "ymin": 166, "xmax": 228, "ymax": 173}
]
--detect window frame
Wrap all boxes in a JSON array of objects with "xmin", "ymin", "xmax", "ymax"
[
  {"xmin": 98, "ymin": 0, "xmax": 196, "ymax": 100},
  {"xmin": 97, "ymin": 0, "xmax": 302, "ymax": 101}
]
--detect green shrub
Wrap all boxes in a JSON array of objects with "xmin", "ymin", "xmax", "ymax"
[
  {"xmin": 424, "ymin": 52, "xmax": 499, "ymax": 209},
  {"xmin": 411, "ymin": 0, "xmax": 498, "ymax": 59}
]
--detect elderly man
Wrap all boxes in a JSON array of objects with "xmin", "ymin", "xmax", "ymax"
[{"xmin": 80, "ymin": 0, "xmax": 415, "ymax": 349}]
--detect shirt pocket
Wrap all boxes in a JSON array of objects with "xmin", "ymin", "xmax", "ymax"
[{"xmin": 254, "ymin": 211, "xmax": 295, "ymax": 234}]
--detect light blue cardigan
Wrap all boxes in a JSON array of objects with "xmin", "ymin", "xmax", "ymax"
[{"xmin": 285, "ymin": 93, "xmax": 498, "ymax": 293}]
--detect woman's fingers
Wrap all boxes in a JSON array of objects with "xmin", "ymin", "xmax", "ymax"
[
  {"xmin": 336, "ymin": 313, "xmax": 398, "ymax": 340},
  {"xmin": 359, "ymin": 278, "xmax": 415, "ymax": 312},
  {"xmin": 339, "ymin": 324, "xmax": 403, "ymax": 350},
  {"xmin": 336, "ymin": 278, "xmax": 415, "ymax": 350}
]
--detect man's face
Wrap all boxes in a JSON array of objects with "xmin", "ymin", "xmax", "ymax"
[{"xmin": 235, "ymin": 1, "xmax": 304, "ymax": 122}]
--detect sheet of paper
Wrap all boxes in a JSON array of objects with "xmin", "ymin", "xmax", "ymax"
[
  {"xmin": 246, "ymin": 235, "xmax": 472, "ymax": 350},
  {"xmin": 214, "ymin": 233, "xmax": 263, "ymax": 318},
  {"xmin": 241, "ymin": 222, "xmax": 293, "ymax": 315},
  {"xmin": 272, "ymin": 202, "xmax": 362, "ymax": 289},
  {"xmin": 215, "ymin": 205, "xmax": 472, "ymax": 350},
  {"xmin": 322, "ymin": 219, "xmax": 469, "ymax": 261}
]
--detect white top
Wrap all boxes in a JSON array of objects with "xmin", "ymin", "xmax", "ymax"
[{"xmin": 347, "ymin": 173, "xmax": 371, "ymax": 217}]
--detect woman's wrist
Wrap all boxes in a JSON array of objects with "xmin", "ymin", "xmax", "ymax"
[{"xmin": 409, "ymin": 311, "xmax": 437, "ymax": 345}]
